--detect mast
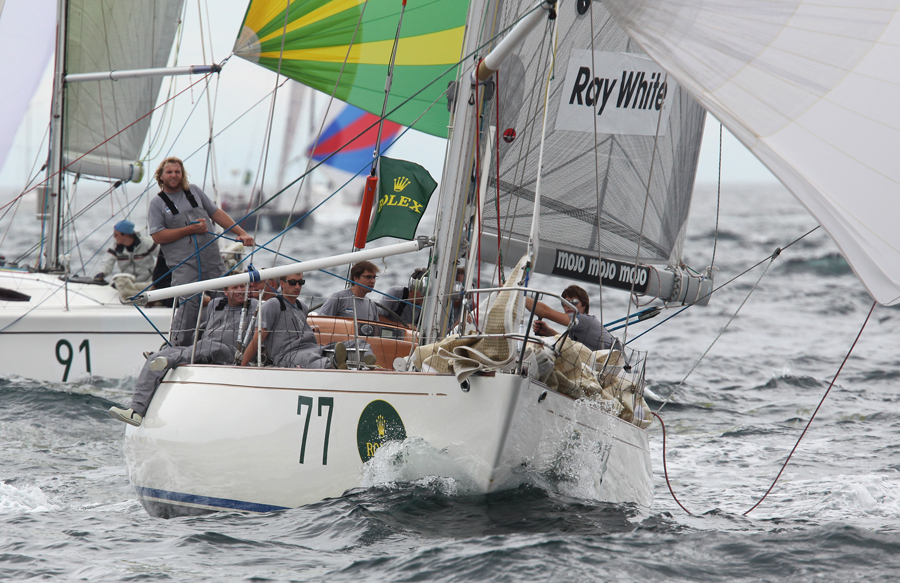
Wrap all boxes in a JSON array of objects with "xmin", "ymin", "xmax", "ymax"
[
  {"xmin": 420, "ymin": 1, "xmax": 558, "ymax": 343},
  {"xmin": 43, "ymin": 0, "xmax": 68, "ymax": 272},
  {"xmin": 418, "ymin": 0, "xmax": 491, "ymax": 343}
]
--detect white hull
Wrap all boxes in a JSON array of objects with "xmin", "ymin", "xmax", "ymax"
[
  {"xmin": 124, "ymin": 366, "xmax": 652, "ymax": 517},
  {"xmin": 0, "ymin": 270, "xmax": 171, "ymax": 382}
]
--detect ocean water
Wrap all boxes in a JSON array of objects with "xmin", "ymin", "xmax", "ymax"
[{"xmin": 2, "ymin": 181, "xmax": 899, "ymax": 582}]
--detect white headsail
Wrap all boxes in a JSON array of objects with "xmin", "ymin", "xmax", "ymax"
[
  {"xmin": 603, "ymin": 0, "xmax": 900, "ymax": 306},
  {"xmin": 63, "ymin": 0, "xmax": 185, "ymax": 181}
]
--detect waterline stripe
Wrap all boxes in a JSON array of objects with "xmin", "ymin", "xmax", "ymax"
[{"xmin": 135, "ymin": 486, "xmax": 290, "ymax": 513}]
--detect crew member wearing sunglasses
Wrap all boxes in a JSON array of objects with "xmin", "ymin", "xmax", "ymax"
[
  {"xmin": 525, "ymin": 284, "xmax": 622, "ymax": 353},
  {"xmin": 241, "ymin": 274, "xmax": 375, "ymax": 369}
]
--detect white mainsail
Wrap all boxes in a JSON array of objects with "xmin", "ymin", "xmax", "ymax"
[
  {"xmin": 602, "ymin": 0, "xmax": 900, "ymax": 306},
  {"xmin": 63, "ymin": 0, "xmax": 185, "ymax": 181}
]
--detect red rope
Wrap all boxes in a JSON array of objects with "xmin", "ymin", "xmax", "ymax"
[
  {"xmin": 743, "ymin": 300, "xmax": 878, "ymax": 515},
  {"xmin": 494, "ymin": 70, "xmax": 504, "ymax": 286},
  {"xmin": 651, "ymin": 411, "xmax": 693, "ymax": 515}
]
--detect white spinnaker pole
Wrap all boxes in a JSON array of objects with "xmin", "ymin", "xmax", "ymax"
[{"xmin": 134, "ymin": 238, "xmax": 432, "ymax": 305}]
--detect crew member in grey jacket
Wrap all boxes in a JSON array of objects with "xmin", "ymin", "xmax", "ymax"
[
  {"xmin": 241, "ymin": 274, "xmax": 375, "ymax": 369},
  {"xmin": 317, "ymin": 260, "xmax": 382, "ymax": 322},
  {"xmin": 526, "ymin": 284, "xmax": 623, "ymax": 353},
  {"xmin": 148, "ymin": 156, "xmax": 255, "ymax": 345},
  {"xmin": 108, "ymin": 282, "xmax": 257, "ymax": 427}
]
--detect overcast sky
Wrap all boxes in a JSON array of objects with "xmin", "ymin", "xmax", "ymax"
[{"xmin": 0, "ymin": 0, "xmax": 777, "ymax": 194}]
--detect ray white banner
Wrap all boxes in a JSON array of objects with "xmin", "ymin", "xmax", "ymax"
[{"xmin": 555, "ymin": 50, "xmax": 674, "ymax": 136}]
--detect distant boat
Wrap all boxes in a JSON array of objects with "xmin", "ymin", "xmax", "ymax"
[{"xmin": 0, "ymin": 0, "xmax": 192, "ymax": 382}]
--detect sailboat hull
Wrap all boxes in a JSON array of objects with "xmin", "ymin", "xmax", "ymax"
[
  {"xmin": 124, "ymin": 366, "xmax": 653, "ymax": 517},
  {"xmin": 0, "ymin": 270, "xmax": 170, "ymax": 382}
]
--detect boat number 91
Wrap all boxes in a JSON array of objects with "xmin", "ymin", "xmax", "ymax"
[
  {"xmin": 56, "ymin": 339, "xmax": 91, "ymax": 382},
  {"xmin": 297, "ymin": 396, "xmax": 334, "ymax": 465}
]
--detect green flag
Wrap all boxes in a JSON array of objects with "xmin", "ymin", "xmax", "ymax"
[{"xmin": 366, "ymin": 156, "xmax": 438, "ymax": 243}]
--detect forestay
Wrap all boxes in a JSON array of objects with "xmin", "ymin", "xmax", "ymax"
[
  {"xmin": 63, "ymin": 0, "xmax": 185, "ymax": 181},
  {"xmin": 602, "ymin": 0, "xmax": 900, "ymax": 306},
  {"xmin": 480, "ymin": 1, "xmax": 706, "ymax": 281}
]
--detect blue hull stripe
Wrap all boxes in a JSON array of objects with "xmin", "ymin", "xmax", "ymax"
[{"xmin": 135, "ymin": 486, "xmax": 290, "ymax": 513}]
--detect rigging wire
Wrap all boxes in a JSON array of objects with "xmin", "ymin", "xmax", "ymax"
[
  {"xmin": 273, "ymin": 0, "xmax": 370, "ymax": 266},
  {"xmin": 0, "ymin": 73, "xmax": 217, "ymax": 215},
  {"xmin": 621, "ymin": 73, "xmax": 668, "ymax": 347},
  {"xmin": 742, "ymin": 300, "xmax": 878, "ymax": 515},
  {"xmin": 710, "ymin": 123, "xmax": 723, "ymax": 272},
  {"xmin": 625, "ymin": 225, "xmax": 821, "ymax": 346},
  {"xmin": 655, "ymin": 248, "xmax": 780, "ymax": 414},
  {"xmin": 588, "ymin": 0, "xmax": 606, "ymax": 330}
]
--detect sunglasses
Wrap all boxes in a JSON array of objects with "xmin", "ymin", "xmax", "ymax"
[
  {"xmin": 563, "ymin": 298, "xmax": 580, "ymax": 305},
  {"xmin": 284, "ymin": 279, "xmax": 305, "ymax": 286}
]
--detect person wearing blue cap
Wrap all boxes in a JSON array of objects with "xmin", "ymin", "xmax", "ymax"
[{"xmin": 94, "ymin": 219, "xmax": 159, "ymax": 301}]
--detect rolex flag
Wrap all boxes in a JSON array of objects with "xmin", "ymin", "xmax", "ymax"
[{"xmin": 366, "ymin": 156, "xmax": 438, "ymax": 242}]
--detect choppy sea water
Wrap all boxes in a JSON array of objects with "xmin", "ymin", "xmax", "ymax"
[{"xmin": 2, "ymin": 182, "xmax": 899, "ymax": 582}]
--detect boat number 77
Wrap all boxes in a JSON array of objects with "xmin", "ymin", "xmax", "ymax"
[{"xmin": 297, "ymin": 396, "xmax": 334, "ymax": 465}]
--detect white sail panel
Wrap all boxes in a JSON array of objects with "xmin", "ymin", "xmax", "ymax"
[
  {"xmin": 0, "ymin": 0, "xmax": 55, "ymax": 175},
  {"xmin": 603, "ymin": 0, "xmax": 900, "ymax": 305},
  {"xmin": 481, "ymin": 2, "xmax": 706, "ymax": 272},
  {"xmin": 64, "ymin": 0, "xmax": 185, "ymax": 181}
]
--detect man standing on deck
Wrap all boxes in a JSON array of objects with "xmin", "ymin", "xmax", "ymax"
[
  {"xmin": 108, "ymin": 282, "xmax": 257, "ymax": 427},
  {"xmin": 241, "ymin": 274, "xmax": 375, "ymax": 369},
  {"xmin": 316, "ymin": 260, "xmax": 382, "ymax": 321},
  {"xmin": 148, "ymin": 157, "xmax": 255, "ymax": 345}
]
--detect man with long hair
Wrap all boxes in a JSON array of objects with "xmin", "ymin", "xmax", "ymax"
[{"xmin": 148, "ymin": 157, "xmax": 255, "ymax": 345}]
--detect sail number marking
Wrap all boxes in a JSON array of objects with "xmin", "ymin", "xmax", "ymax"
[
  {"xmin": 297, "ymin": 396, "xmax": 334, "ymax": 465},
  {"xmin": 56, "ymin": 339, "xmax": 91, "ymax": 382}
]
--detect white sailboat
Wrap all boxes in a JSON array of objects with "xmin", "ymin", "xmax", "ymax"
[
  {"xmin": 0, "ymin": 0, "xmax": 224, "ymax": 382},
  {"xmin": 117, "ymin": 0, "xmax": 899, "ymax": 519}
]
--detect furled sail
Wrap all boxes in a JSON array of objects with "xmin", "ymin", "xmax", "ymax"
[
  {"xmin": 601, "ymin": 0, "xmax": 900, "ymax": 306},
  {"xmin": 233, "ymin": 0, "xmax": 469, "ymax": 138},
  {"xmin": 480, "ymin": 2, "xmax": 706, "ymax": 288},
  {"xmin": 63, "ymin": 0, "xmax": 185, "ymax": 182}
]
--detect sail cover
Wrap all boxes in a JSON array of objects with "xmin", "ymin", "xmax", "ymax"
[
  {"xmin": 233, "ymin": 0, "xmax": 469, "ymax": 138},
  {"xmin": 64, "ymin": 0, "xmax": 184, "ymax": 181},
  {"xmin": 601, "ymin": 0, "xmax": 900, "ymax": 306},
  {"xmin": 480, "ymin": 1, "xmax": 706, "ymax": 278}
]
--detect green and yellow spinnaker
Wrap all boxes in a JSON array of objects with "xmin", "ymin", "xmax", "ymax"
[{"xmin": 234, "ymin": 0, "xmax": 469, "ymax": 138}]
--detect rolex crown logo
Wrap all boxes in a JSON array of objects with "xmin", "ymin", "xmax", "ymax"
[
  {"xmin": 376, "ymin": 415, "xmax": 386, "ymax": 438},
  {"xmin": 393, "ymin": 176, "xmax": 411, "ymax": 192}
]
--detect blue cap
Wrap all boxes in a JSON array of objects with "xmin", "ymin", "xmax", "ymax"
[{"xmin": 114, "ymin": 220, "xmax": 135, "ymax": 235}]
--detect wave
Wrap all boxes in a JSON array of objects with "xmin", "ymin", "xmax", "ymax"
[
  {"xmin": 0, "ymin": 482, "xmax": 61, "ymax": 514},
  {"xmin": 778, "ymin": 252, "xmax": 852, "ymax": 276}
]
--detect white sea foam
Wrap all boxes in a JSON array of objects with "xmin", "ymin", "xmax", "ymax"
[
  {"xmin": 360, "ymin": 436, "xmax": 483, "ymax": 495},
  {"xmin": 0, "ymin": 482, "xmax": 61, "ymax": 514}
]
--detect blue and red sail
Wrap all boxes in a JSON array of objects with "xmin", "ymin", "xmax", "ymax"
[{"xmin": 308, "ymin": 105, "xmax": 403, "ymax": 176}]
